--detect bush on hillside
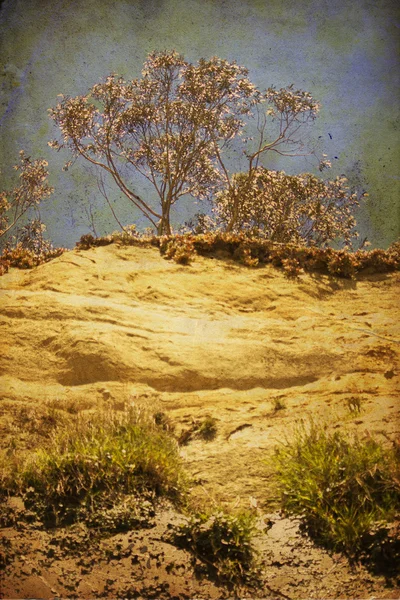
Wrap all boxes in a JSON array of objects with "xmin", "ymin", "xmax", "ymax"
[
  {"xmin": 171, "ymin": 509, "xmax": 259, "ymax": 587},
  {"xmin": 0, "ymin": 244, "xmax": 65, "ymax": 275},
  {"xmin": 214, "ymin": 168, "xmax": 362, "ymax": 248},
  {"xmin": 273, "ymin": 420, "xmax": 400, "ymax": 571},
  {"xmin": 0, "ymin": 406, "xmax": 187, "ymax": 526},
  {"xmin": 73, "ymin": 230, "xmax": 400, "ymax": 278}
]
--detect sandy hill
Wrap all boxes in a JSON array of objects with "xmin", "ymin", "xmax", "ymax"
[{"xmin": 0, "ymin": 243, "xmax": 399, "ymax": 599}]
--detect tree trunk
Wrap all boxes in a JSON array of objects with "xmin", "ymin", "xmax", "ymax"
[
  {"xmin": 156, "ymin": 211, "xmax": 172, "ymax": 236},
  {"xmin": 156, "ymin": 195, "xmax": 173, "ymax": 236},
  {"xmin": 226, "ymin": 192, "xmax": 239, "ymax": 233}
]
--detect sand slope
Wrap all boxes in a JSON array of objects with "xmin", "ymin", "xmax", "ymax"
[
  {"xmin": 1, "ymin": 244, "xmax": 399, "ymax": 598},
  {"xmin": 2, "ymin": 244, "xmax": 398, "ymax": 396}
]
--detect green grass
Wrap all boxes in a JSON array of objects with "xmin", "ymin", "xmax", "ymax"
[
  {"xmin": 171, "ymin": 508, "xmax": 259, "ymax": 587},
  {"xmin": 0, "ymin": 403, "xmax": 260, "ymax": 587},
  {"xmin": 0, "ymin": 406, "xmax": 187, "ymax": 526},
  {"xmin": 273, "ymin": 420, "xmax": 400, "ymax": 563}
]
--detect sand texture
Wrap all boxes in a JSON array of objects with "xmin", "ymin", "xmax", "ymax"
[{"xmin": 0, "ymin": 244, "xmax": 399, "ymax": 599}]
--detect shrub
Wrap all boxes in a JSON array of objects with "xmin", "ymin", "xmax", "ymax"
[
  {"xmin": 214, "ymin": 168, "xmax": 362, "ymax": 248},
  {"xmin": 170, "ymin": 509, "xmax": 259, "ymax": 587},
  {"xmin": 1, "ymin": 407, "xmax": 187, "ymax": 526},
  {"xmin": 273, "ymin": 420, "xmax": 400, "ymax": 564},
  {"xmin": 281, "ymin": 257, "xmax": 303, "ymax": 278},
  {"xmin": 177, "ymin": 416, "xmax": 218, "ymax": 445},
  {"xmin": 161, "ymin": 236, "xmax": 196, "ymax": 265},
  {"xmin": 327, "ymin": 249, "xmax": 357, "ymax": 278},
  {"xmin": 76, "ymin": 233, "xmax": 113, "ymax": 250},
  {"xmin": 0, "ymin": 244, "xmax": 65, "ymax": 274},
  {"xmin": 0, "ymin": 151, "xmax": 53, "ymax": 245},
  {"xmin": 0, "ymin": 219, "xmax": 65, "ymax": 275},
  {"xmin": 75, "ymin": 229, "xmax": 158, "ymax": 250},
  {"xmin": 197, "ymin": 416, "xmax": 218, "ymax": 441}
]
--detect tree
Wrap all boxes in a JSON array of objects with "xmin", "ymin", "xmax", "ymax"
[
  {"xmin": 49, "ymin": 50, "xmax": 358, "ymax": 243},
  {"xmin": 214, "ymin": 167, "xmax": 361, "ymax": 247},
  {"xmin": 0, "ymin": 151, "xmax": 54, "ymax": 247},
  {"xmin": 49, "ymin": 50, "xmax": 257, "ymax": 235}
]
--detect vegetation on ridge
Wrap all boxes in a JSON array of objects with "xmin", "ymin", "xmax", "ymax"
[
  {"xmin": 1, "ymin": 50, "xmax": 397, "ymax": 275},
  {"xmin": 73, "ymin": 229, "xmax": 400, "ymax": 279},
  {"xmin": 1, "ymin": 228, "xmax": 399, "ymax": 278}
]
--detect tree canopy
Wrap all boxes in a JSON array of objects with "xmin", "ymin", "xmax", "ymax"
[
  {"xmin": 50, "ymin": 51, "xmax": 339, "ymax": 235},
  {"xmin": 48, "ymin": 50, "xmax": 363, "ymax": 245},
  {"xmin": 49, "ymin": 50, "xmax": 259, "ymax": 234}
]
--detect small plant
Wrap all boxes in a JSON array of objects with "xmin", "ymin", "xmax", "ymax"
[
  {"xmin": 153, "ymin": 410, "xmax": 175, "ymax": 433},
  {"xmin": 0, "ymin": 242, "xmax": 65, "ymax": 275},
  {"xmin": 272, "ymin": 397, "xmax": 286, "ymax": 412},
  {"xmin": 346, "ymin": 395, "xmax": 363, "ymax": 414},
  {"xmin": 281, "ymin": 257, "xmax": 303, "ymax": 278},
  {"xmin": 197, "ymin": 416, "xmax": 218, "ymax": 441},
  {"xmin": 327, "ymin": 250, "xmax": 357, "ymax": 278},
  {"xmin": 177, "ymin": 416, "xmax": 218, "ymax": 445},
  {"xmin": 170, "ymin": 508, "xmax": 259, "ymax": 587},
  {"xmin": 160, "ymin": 236, "xmax": 196, "ymax": 264},
  {"xmin": 233, "ymin": 244, "xmax": 259, "ymax": 267},
  {"xmin": 273, "ymin": 420, "xmax": 400, "ymax": 564}
]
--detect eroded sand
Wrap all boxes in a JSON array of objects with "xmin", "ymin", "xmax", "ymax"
[{"xmin": 0, "ymin": 244, "xmax": 399, "ymax": 598}]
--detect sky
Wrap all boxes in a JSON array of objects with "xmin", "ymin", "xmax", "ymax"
[{"xmin": 0, "ymin": 0, "xmax": 399, "ymax": 249}]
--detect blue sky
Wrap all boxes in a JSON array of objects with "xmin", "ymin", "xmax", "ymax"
[{"xmin": 0, "ymin": 0, "xmax": 399, "ymax": 248}]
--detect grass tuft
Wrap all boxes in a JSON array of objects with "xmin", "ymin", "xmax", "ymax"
[
  {"xmin": 0, "ymin": 407, "xmax": 187, "ymax": 526},
  {"xmin": 272, "ymin": 397, "xmax": 286, "ymax": 412},
  {"xmin": 197, "ymin": 416, "xmax": 218, "ymax": 441},
  {"xmin": 346, "ymin": 395, "xmax": 363, "ymax": 414},
  {"xmin": 170, "ymin": 508, "xmax": 259, "ymax": 587},
  {"xmin": 273, "ymin": 420, "xmax": 400, "ymax": 568}
]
